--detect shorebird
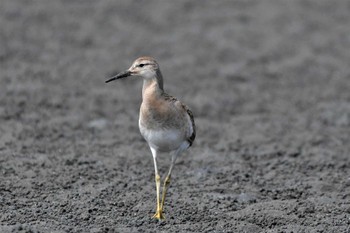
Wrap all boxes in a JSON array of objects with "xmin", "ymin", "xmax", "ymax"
[{"xmin": 105, "ymin": 57, "xmax": 196, "ymax": 220}]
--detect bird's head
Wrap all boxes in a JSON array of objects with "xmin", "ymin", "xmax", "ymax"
[{"xmin": 106, "ymin": 56, "xmax": 159, "ymax": 83}]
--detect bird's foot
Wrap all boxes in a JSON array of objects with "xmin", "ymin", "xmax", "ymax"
[{"xmin": 152, "ymin": 210, "xmax": 165, "ymax": 220}]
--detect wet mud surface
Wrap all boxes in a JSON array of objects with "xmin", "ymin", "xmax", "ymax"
[{"xmin": 1, "ymin": 1, "xmax": 350, "ymax": 232}]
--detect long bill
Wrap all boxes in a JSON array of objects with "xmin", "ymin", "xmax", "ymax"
[{"xmin": 105, "ymin": 70, "xmax": 132, "ymax": 83}]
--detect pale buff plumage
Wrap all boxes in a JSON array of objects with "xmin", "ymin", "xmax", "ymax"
[{"xmin": 106, "ymin": 56, "xmax": 195, "ymax": 220}]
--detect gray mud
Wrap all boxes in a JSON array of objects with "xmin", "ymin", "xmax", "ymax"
[{"xmin": 1, "ymin": 1, "xmax": 350, "ymax": 232}]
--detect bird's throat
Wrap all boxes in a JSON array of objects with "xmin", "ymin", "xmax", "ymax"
[{"xmin": 142, "ymin": 78, "xmax": 164, "ymax": 102}]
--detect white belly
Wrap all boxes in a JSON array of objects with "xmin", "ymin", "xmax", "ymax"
[{"xmin": 139, "ymin": 127, "xmax": 184, "ymax": 152}]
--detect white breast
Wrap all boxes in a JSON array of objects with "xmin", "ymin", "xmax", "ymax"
[{"xmin": 139, "ymin": 125, "xmax": 185, "ymax": 152}]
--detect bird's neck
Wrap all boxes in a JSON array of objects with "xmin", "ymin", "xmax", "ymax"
[{"xmin": 142, "ymin": 70, "xmax": 164, "ymax": 102}]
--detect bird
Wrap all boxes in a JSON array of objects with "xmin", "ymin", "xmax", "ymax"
[{"xmin": 105, "ymin": 56, "xmax": 196, "ymax": 220}]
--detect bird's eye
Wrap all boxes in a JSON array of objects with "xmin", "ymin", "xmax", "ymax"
[{"xmin": 138, "ymin": 64, "xmax": 145, "ymax": 67}]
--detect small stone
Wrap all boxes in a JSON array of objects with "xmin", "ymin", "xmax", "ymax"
[
  {"xmin": 87, "ymin": 118, "xmax": 107, "ymax": 130},
  {"xmin": 236, "ymin": 193, "xmax": 256, "ymax": 204}
]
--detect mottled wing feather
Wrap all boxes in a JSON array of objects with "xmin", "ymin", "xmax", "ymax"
[
  {"xmin": 163, "ymin": 93, "xmax": 178, "ymax": 103},
  {"xmin": 163, "ymin": 93, "xmax": 196, "ymax": 147},
  {"xmin": 184, "ymin": 105, "xmax": 196, "ymax": 146}
]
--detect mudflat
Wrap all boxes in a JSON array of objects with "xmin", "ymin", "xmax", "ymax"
[{"xmin": 1, "ymin": 1, "xmax": 349, "ymax": 232}]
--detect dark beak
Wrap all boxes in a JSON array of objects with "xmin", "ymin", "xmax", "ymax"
[{"xmin": 105, "ymin": 70, "xmax": 132, "ymax": 83}]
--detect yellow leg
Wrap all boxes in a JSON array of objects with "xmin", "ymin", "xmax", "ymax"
[
  {"xmin": 150, "ymin": 147, "xmax": 164, "ymax": 220},
  {"xmin": 158, "ymin": 151, "xmax": 179, "ymax": 219},
  {"xmin": 151, "ymin": 147, "xmax": 181, "ymax": 220},
  {"xmin": 152, "ymin": 174, "xmax": 165, "ymax": 220},
  {"xmin": 160, "ymin": 175, "xmax": 171, "ymax": 211}
]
